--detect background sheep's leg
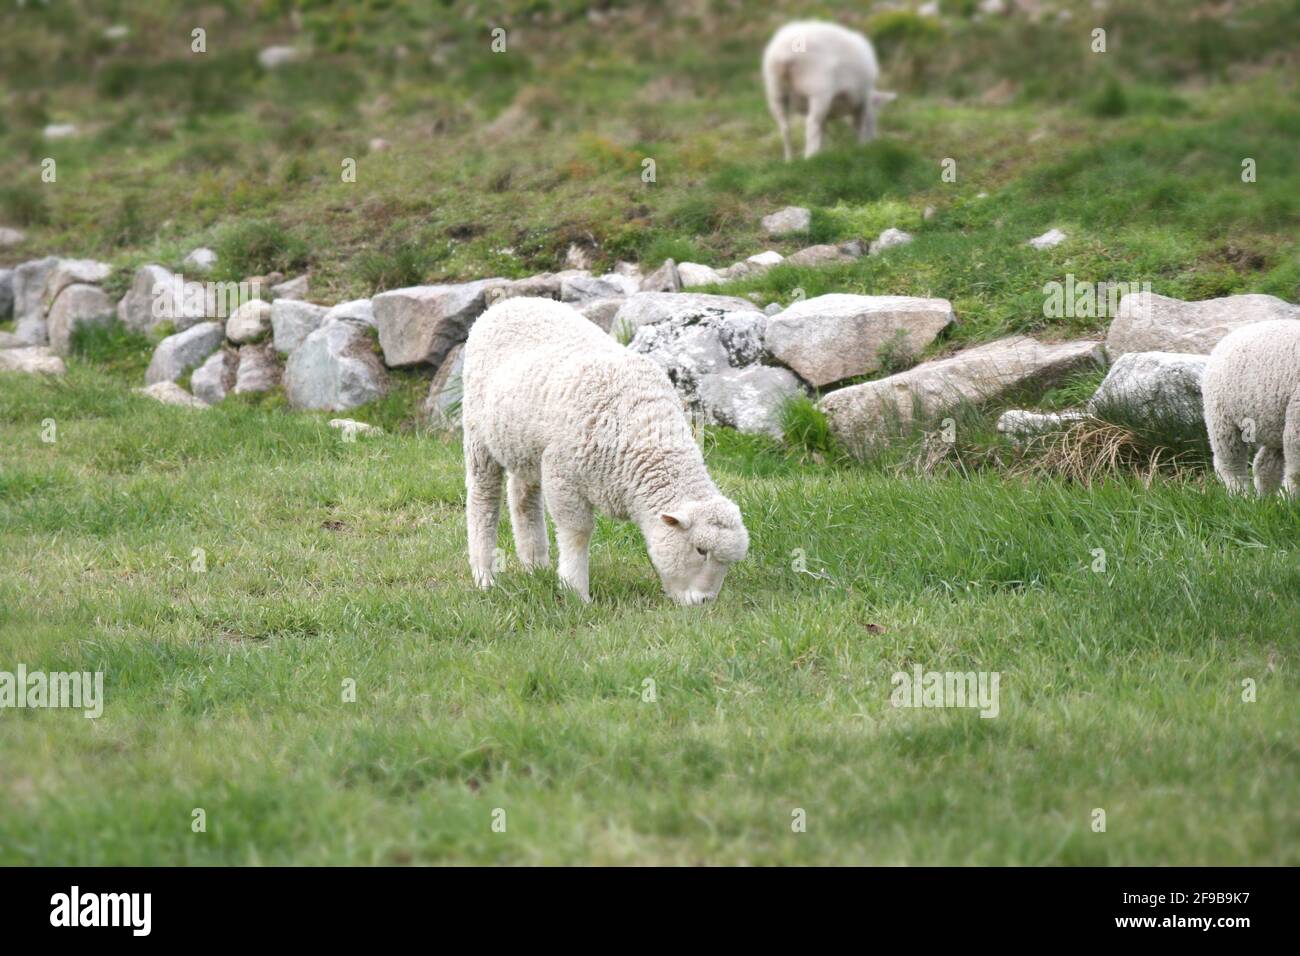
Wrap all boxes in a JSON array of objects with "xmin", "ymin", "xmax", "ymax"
[
  {"xmin": 542, "ymin": 476, "xmax": 593, "ymax": 602},
  {"xmin": 1253, "ymin": 447, "xmax": 1284, "ymax": 497},
  {"xmin": 855, "ymin": 98, "xmax": 876, "ymax": 143},
  {"xmin": 1207, "ymin": 411, "xmax": 1252, "ymax": 495},
  {"xmin": 465, "ymin": 440, "xmax": 504, "ymax": 588},
  {"xmin": 803, "ymin": 94, "xmax": 831, "ymax": 158},
  {"xmin": 507, "ymin": 472, "xmax": 550, "ymax": 570}
]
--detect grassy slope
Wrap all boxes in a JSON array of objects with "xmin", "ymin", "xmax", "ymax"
[{"xmin": 1, "ymin": 1, "xmax": 1299, "ymax": 863}]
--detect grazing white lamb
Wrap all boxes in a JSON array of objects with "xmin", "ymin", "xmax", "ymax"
[
  {"xmin": 762, "ymin": 19, "xmax": 896, "ymax": 161},
  {"xmin": 461, "ymin": 297, "xmax": 749, "ymax": 604},
  {"xmin": 1202, "ymin": 319, "xmax": 1300, "ymax": 497}
]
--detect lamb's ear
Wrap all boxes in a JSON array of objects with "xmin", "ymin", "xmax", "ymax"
[
  {"xmin": 660, "ymin": 511, "xmax": 692, "ymax": 530},
  {"xmin": 872, "ymin": 90, "xmax": 898, "ymax": 105}
]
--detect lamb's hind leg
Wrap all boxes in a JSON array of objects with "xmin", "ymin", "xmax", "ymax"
[
  {"xmin": 465, "ymin": 437, "xmax": 504, "ymax": 588},
  {"xmin": 507, "ymin": 472, "xmax": 550, "ymax": 570},
  {"xmin": 804, "ymin": 94, "xmax": 832, "ymax": 159},
  {"xmin": 1283, "ymin": 398, "xmax": 1300, "ymax": 499},
  {"xmin": 541, "ymin": 468, "xmax": 594, "ymax": 602},
  {"xmin": 1207, "ymin": 404, "xmax": 1252, "ymax": 495},
  {"xmin": 1254, "ymin": 447, "xmax": 1284, "ymax": 497}
]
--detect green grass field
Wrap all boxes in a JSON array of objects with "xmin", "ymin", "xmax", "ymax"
[{"xmin": 1, "ymin": 1, "xmax": 1298, "ymax": 864}]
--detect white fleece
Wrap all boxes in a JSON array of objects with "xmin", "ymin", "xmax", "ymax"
[
  {"xmin": 461, "ymin": 297, "xmax": 749, "ymax": 604},
  {"xmin": 1202, "ymin": 319, "xmax": 1300, "ymax": 496},
  {"xmin": 762, "ymin": 19, "xmax": 893, "ymax": 161}
]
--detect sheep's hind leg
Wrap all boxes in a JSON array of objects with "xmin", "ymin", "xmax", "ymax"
[
  {"xmin": 542, "ymin": 476, "xmax": 594, "ymax": 602},
  {"xmin": 465, "ymin": 438, "xmax": 505, "ymax": 589},
  {"xmin": 1207, "ymin": 410, "xmax": 1252, "ymax": 496},
  {"xmin": 507, "ymin": 472, "xmax": 550, "ymax": 570},
  {"xmin": 1254, "ymin": 447, "xmax": 1284, "ymax": 497}
]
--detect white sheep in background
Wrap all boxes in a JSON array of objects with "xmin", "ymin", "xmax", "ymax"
[
  {"xmin": 461, "ymin": 297, "xmax": 749, "ymax": 604},
  {"xmin": 1202, "ymin": 319, "xmax": 1300, "ymax": 496},
  {"xmin": 762, "ymin": 19, "xmax": 896, "ymax": 161}
]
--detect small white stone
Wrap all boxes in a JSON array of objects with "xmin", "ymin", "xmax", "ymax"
[{"xmin": 1027, "ymin": 228, "xmax": 1067, "ymax": 250}]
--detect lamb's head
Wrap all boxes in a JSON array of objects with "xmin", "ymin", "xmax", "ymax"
[{"xmin": 644, "ymin": 497, "xmax": 749, "ymax": 606}]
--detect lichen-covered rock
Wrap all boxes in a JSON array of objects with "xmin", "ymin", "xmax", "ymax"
[
  {"xmin": 284, "ymin": 319, "xmax": 387, "ymax": 410},
  {"xmin": 628, "ymin": 310, "xmax": 768, "ymax": 409},
  {"xmin": 609, "ymin": 292, "xmax": 759, "ymax": 341},
  {"xmin": 271, "ymin": 299, "xmax": 329, "ymax": 355},
  {"xmin": 699, "ymin": 365, "xmax": 805, "ymax": 437},
  {"xmin": 145, "ymin": 321, "xmax": 226, "ymax": 385},
  {"xmin": 765, "ymin": 294, "xmax": 955, "ymax": 387},
  {"xmin": 372, "ymin": 279, "xmax": 502, "ymax": 368},
  {"xmin": 47, "ymin": 284, "xmax": 115, "ymax": 355}
]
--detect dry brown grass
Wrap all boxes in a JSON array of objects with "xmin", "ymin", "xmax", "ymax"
[{"xmin": 1010, "ymin": 417, "xmax": 1201, "ymax": 488}]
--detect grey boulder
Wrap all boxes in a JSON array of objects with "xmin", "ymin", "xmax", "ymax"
[
  {"xmin": 820, "ymin": 336, "xmax": 1105, "ymax": 457},
  {"xmin": 47, "ymin": 284, "xmax": 115, "ymax": 354},
  {"xmin": 145, "ymin": 321, "xmax": 226, "ymax": 385},
  {"xmin": 372, "ymin": 279, "xmax": 502, "ymax": 368},
  {"xmin": 284, "ymin": 320, "xmax": 387, "ymax": 411},
  {"xmin": 1105, "ymin": 292, "xmax": 1300, "ymax": 359},
  {"xmin": 1087, "ymin": 351, "xmax": 1208, "ymax": 438},
  {"xmin": 190, "ymin": 348, "xmax": 238, "ymax": 404},
  {"xmin": 0, "ymin": 346, "xmax": 66, "ymax": 375},
  {"xmin": 765, "ymin": 294, "xmax": 955, "ymax": 387},
  {"xmin": 271, "ymin": 299, "xmax": 329, "ymax": 354},
  {"xmin": 423, "ymin": 344, "xmax": 465, "ymax": 430}
]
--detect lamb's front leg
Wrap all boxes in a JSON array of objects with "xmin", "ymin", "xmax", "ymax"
[
  {"xmin": 465, "ymin": 439, "xmax": 504, "ymax": 589},
  {"xmin": 542, "ymin": 475, "xmax": 594, "ymax": 602}
]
